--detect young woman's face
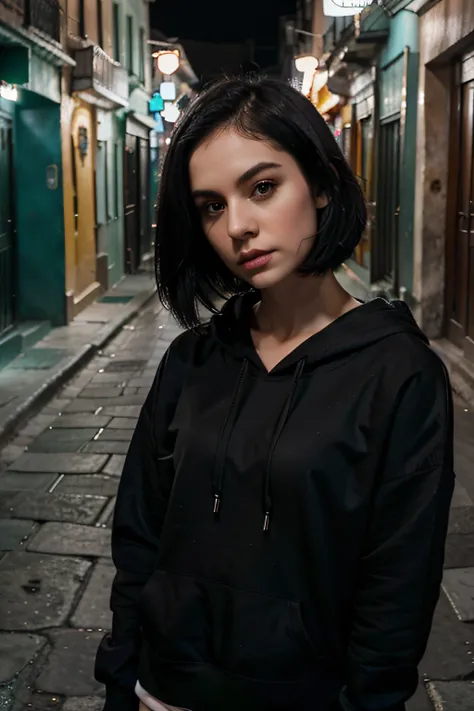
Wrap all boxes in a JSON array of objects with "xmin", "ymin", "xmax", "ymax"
[{"xmin": 189, "ymin": 128, "xmax": 327, "ymax": 290}]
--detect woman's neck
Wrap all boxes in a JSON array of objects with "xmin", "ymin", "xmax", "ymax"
[{"xmin": 254, "ymin": 272, "xmax": 360, "ymax": 342}]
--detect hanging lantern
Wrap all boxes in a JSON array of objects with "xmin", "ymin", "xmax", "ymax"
[{"xmin": 153, "ymin": 50, "xmax": 180, "ymax": 76}]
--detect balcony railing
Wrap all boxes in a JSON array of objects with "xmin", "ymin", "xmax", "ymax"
[
  {"xmin": 0, "ymin": 0, "xmax": 60, "ymax": 42},
  {"xmin": 73, "ymin": 45, "xmax": 129, "ymax": 110}
]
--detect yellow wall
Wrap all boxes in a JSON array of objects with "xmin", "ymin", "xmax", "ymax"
[
  {"xmin": 61, "ymin": 69, "xmax": 97, "ymax": 299},
  {"xmin": 61, "ymin": 69, "xmax": 76, "ymax": 296},
  {"xmin": 60, "ymin": 0, "xmax": 114, "ymax": 312}
]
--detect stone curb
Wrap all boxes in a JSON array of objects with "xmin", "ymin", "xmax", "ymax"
[{"xmin": 0, "ymin": 285, "xmax": 157, "ymax": 449}]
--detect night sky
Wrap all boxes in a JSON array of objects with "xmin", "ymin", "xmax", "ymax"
[{"xmin": 150, "ymin": 0, "xmax": 297, "ymax": 70}]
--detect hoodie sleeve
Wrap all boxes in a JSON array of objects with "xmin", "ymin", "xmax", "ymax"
[
  {"xmin": 339, "ymin": 356, "xmax": 455, "ymax": 711},
  {"xmin": 94, "ymin": 336, "xmax": 191, "ymax": 710}
]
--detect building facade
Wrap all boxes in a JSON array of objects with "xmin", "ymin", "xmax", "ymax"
[
  {"xmin": 412, "ymin": 0, "xmax": 474, "ymax": 366},
  {"xmin": 61, "ymin": 0, "xmax": 129, "ymax": 319},
  {"xmin": 115, "ymin": 0, "xmax": 155, "ymax": 274},
  {"xmin": 312, "ymin": 1, "xmax": 420, "ymax": 304},
  {"xmin": 292, "ymin": 0, "xmax": 474, "ymax": 381},
  {"xmin": 0, "ymin": 0, "xmax": 157, "ymax": 370},
  {"xmin": 0, "ymin": 0, "xmax": 73, "ymax": 365}
]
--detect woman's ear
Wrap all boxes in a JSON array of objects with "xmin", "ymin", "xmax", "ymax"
[{"xmin": 316, "ymin": 193, "xmax": 329, "ymax": 209}]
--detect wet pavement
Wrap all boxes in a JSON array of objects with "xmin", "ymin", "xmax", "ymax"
[
  {"xmin": 0, "ymin": 273, "xmax": 156, "ymax": 450},
  {"xmin": 0, "ymin": 296, "xmax": 474, "ymax": 710}
]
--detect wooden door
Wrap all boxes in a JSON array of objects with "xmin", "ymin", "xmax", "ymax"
[
  {"xmin": 138, "ymin": 138, "xmax": 151, "ymax": 260},
  {"xmin": 447, "ymin": 78, "xmax": 474, "ymax": 359},
  {"xmin": 123, "ymin": 133, "xmax": 139, "ymax": 273},
  {"xmin": 0, "ymin": 115, "xmax": 15, "ymax": 337},
  {"xmin": 353, "ymin": 116, "xmax": 373, "ymax": 269}
]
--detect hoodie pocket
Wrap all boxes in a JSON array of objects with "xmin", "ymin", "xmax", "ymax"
[{"xmin": 139, "ymin": 570, "xmax": 320, "ymax": 682}]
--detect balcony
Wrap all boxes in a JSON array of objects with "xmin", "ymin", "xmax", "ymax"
[
  {"xmin": 73, "ymin": 45, "xmax": 129, "ymax": 110},
  {"xmin": 0, "ymin": 0, "xmax": 60, "ymax": 43}
]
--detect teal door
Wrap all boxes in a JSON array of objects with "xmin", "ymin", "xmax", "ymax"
[
  {"xmin": 96, "ymin": 138, "xmax": 123, "ymax": 288},
  {"xmin": 107, "ymin": 140, "xmax": 123, "ymax": 286},
  {"xmin": 0, "ymin": 114, "xmax": 15, "ymax": 337}
]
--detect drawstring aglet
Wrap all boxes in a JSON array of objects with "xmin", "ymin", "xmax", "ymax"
[
  {"xmin": 213, "ymin": 494, "xmax": 221, "ymax": 515},
  {"xmin": 263, "ymin": 512, "xmax": 270, "ymax": 532}
]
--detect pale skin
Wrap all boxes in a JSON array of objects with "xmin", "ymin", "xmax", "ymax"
[{"xmin": 189, "ymin": 128, "xmax": 360, "ymax": 373}]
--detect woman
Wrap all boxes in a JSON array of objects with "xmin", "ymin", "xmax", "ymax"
[{"xmin": 95, "ymin": 76, "xmax": 454, "ymax": 711}]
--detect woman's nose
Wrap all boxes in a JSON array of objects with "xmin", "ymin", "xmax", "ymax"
[{"xmin": 226, "ymin": 202, "xmax": 258, "ymax": 241}]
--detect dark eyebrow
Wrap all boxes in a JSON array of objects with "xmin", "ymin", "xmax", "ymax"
[
  {"xmin": 191, "ymin": 161, "xmax": 282, "ymax": 200},
  {"xmin": 236, "ymin": 161, "xmax": 282, "ymax": 186}
]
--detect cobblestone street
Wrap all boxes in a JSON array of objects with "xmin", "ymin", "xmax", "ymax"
[
  {"xmin": 1, "ymin": 297, "xmax": 474, "ymax": 710},
  {"xmin": 0, "ymin": 298, "xmax": 180, "ymax": 711}
]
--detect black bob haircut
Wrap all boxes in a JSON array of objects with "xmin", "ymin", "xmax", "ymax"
[{"xmin": 155, "ymin": 74, "xmax": 367, "ymax": 329}]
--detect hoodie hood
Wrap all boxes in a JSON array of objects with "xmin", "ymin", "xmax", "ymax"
[
  {"xmin": 210, "ymin": 291, "xmax": 428, "ymax": 374},
  {"xmin": 207, "ymin": 292, "xmax": 429, "ymax": 530}
]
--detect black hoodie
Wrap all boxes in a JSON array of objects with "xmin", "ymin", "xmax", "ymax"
[{"xmin": 95, "ymin": 294, "xmax": 454, "ymax": 711}]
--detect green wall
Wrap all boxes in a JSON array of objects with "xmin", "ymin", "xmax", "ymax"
[
  {"xmin": 378, "ymin": 10, "xmax": 419, "ymax": 298},
  {"xmin": 14, "ymin": 100, "xmax": 66, "ymax": 325},
  {"xmin": 29, "ymin": 54, "xmax": 61, "ymax": 103},
  {"xmin": 380, "ymin": 9, "xmax": 418, "ymax": 68}
]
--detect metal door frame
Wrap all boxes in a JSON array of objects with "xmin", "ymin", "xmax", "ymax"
[{"xmin": 374, "ymin": 114, "xmax": 401, "ymax": 288}]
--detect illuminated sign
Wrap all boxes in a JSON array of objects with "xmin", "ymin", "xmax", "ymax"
[
  {"xmin": 160, "ymin": 82, "xmax": 176, "ymax": 101},
  {"xmin": 323, "ymin": 0, "xmax": 372, "ymax": 17},
  {"xmin": 150, "ymin": 93, "xmax": 165, "ymax": 113}
]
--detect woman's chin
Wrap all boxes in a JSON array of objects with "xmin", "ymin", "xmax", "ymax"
[{"xmin": 245, "ymin": 266, "xmax": 290, "ymax": 290}]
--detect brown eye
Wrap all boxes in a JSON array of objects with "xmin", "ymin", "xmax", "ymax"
[
  {"xmin": 205, "ymin": 202, "xmax": 225, "ymax": 216},
  {"xmin": 253, "ymin": 181, "xmax": 275, "ymax": 198}
]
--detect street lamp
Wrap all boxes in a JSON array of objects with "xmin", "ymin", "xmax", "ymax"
[
  {"xmin": 294, "ymin": 54, "xmax": 319, "ymax": 74},
  {"xmin": 153, "ymin": 49, "xmax": 180, "ymax": 75}
]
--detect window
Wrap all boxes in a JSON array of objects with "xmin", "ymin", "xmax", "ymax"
[
  {"xmin": 113, "ymin": 3, "xmax": 120, "ymax": 62},
  {"xmin": 126, "ymin": 15, "xmax": 134, "ymax": 75},
  {"xmin": 139, "ymin": 28, "xmax": 145, "ymax": 83},
  {"xmin": 97, "ymin": 0, "xmax": 104, "ymax": 49},
  {"xmin": 79, "ymin": 0, "xmax": 85, "ymax": 38}
]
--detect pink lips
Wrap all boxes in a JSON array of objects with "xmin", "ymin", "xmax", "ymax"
[{"xmin": 240, "ymin": 251, "xmax": 274, "ymax": 271}]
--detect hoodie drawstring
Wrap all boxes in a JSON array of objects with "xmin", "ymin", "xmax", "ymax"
[
  {"xmin": 211, "ymin": 357, "xmax": 306, "ymax": 531},
  {"xmin": 262, "ymin": 358, "xmax": 306, "ymax": 532},
  {"xmin": 212, "ymin": 359, "xmax": 249, "ymax": 516}
]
